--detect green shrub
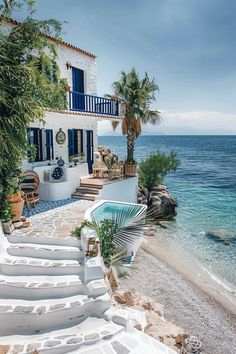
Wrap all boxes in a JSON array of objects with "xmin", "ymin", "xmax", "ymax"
[
  {"xmin": 138, "ymin": 151, "xmax": 180, "ymax": 191},
  {"xmin": 72, "ymin": 219, "xmax": 119, "ymax": 267},
  {"xmin": 71, "ymin": 220, "xmax": 95, "ymax": 238},
  {"xmin": 97, "ymin": 219, "xmax": 118, "ymax": 267}
]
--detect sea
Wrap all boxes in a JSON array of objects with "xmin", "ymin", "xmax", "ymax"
[{"xmin": 99, "ymin": 135, "xmax": 236, "ymax": 291}]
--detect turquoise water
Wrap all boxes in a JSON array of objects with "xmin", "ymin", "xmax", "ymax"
[
  {"xmin": 91, "ymin": 201, "xmax": 144, "ymax": 225},
  {"xmin": 99, "ymin": 135, "xmax": 236, "ymax": 286}
]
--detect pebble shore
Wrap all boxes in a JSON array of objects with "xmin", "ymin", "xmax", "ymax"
[{"xmin": 120, "ymin": 247, "xmax": 236, "ymax": 354}]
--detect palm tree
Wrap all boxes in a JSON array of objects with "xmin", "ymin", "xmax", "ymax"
[{"xmin": 111, "ymin": 68, "xmax": 161, "ymax": 160}]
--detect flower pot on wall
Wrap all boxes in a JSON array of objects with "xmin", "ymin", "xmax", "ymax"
[{"xmin": 124, "ymin": 164, "xmax": 136, "ymax": 177}]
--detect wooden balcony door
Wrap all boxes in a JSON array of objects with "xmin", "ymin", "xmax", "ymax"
[{"xmin": 72, "ymin": 67, "xmax": 85, "ymax": 110}]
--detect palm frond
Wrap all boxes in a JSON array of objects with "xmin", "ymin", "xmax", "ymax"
[
  {"xmin": 111, "ymin": 120, "xmax": 120, "ymax": 131},
  {"xmin": 141, "ymin": 110, "xmax": 162, "ymax": 125}
]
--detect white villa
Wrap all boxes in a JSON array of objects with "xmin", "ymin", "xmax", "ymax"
[{"xmin": 3, "ymin": 18, "xmax": 136, "ymax": 203}]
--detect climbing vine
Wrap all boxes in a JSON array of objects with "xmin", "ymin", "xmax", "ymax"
[{"xmin": 0, "ymin": 0, "xmax": 68, "ymax": 221}]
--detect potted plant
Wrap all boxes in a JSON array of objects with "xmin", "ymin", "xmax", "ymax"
[
  {"xmin": 72, "ymin": 155, "xmax": 79, "ymax": 166},
  {"xmin": 124, "ymin": 158, "xmax": 137, "ymax": 176},
  {"xmin": 0, "ymin": 169, "xmax": 24, "ymax": 233},
  {"xmin": 79, "ymin": 153, "xmax": 85, "ymax": 163},
  {"xmin": 0, "ymin": 197, "xmax": 14, "ymax": 234}
]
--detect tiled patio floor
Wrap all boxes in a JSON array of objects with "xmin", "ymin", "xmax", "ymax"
[
  {"xmin": 13, "ymin": 200, "xmax": 97, "ymax": 240},
  {"xmin": 23, "ymin": 198, "xmax": 77, "ymax": 218}
]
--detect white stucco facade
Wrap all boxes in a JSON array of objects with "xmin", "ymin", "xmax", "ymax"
[
  {"xmin": 98, "ymin": 177, "xmax": 139, "ymax": 203},
  {"xmin": 53, "ymin": 41, "xmax": 97, "ymax": 96},
  {"xmin": 29, "ymin": 111, "xmax": 98, "ymax": 164},
  {"xmin": 3, "ymin": 18, "xmax": 126, "ymax": 202}
]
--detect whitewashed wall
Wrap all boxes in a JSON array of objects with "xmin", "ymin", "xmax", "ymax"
[
  {"xmin": 53, "ymin": 42, "xmax": 97, "ymax": 96},
  {"xmin": 29, "ymin": 111, "xmax": 98, "ymax": 163},
  {"xmin": 98, "ymin": 177, "xmax": 139, "ymax": 203},
  {"xmin": 1, "ymin": 20, "xmax": 97, "ymax": 96}
]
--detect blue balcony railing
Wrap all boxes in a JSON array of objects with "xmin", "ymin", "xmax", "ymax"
[{"xmin": 69, "ymin": 91, "xmax": 119, "ymax": 116}]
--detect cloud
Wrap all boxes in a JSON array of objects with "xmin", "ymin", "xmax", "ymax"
[
  {"xmin": 98, "ymin": 111, "xmax": 236, "ymax": 135},
  {"xmin": 160, "ymin": 111, "xmax": 236, "ymax": 134}
]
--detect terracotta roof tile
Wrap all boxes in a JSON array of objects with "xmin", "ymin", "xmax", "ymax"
[{"xmin": 1, "ymin": 17, "xmax": 96, "ymax": 58}]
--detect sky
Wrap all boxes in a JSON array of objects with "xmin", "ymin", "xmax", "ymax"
[{"xmin": 16, "ymin": 0, "xmax": 236, "ymax": 135}]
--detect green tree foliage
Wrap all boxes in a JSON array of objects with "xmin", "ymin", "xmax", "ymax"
[
  {"xmin": 0, "ymin": 0, "xmax": 68, "ymax": 221},
  {"xmin": 138, "ymin": 151, "xmax": 181, "ymax": 191},
  {"xmin": 111, "ymin": 68, "xmax": 161, "ymax": 160}
]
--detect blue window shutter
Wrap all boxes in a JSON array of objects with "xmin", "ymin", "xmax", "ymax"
[
  {"xmin": 86, "ymin": 130, "xmax": 94, "ymax": 174},
  {"xmin": 68, "ymin": 129, "xmax": 75, "ymax": 157},
  {"xmin": 45, "ymin": 129, "xmax": 54, "ymax": 160},
  {"xmin": 80, "ymin": 130, "xmax": 83, "ymax": 154}
]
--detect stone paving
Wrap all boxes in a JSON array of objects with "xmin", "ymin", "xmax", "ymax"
[{"xmin": 13, "ymin": 200, "xmax": 96, "ymax": 240}]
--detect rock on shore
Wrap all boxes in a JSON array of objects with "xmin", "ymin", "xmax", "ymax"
[
  {"xmin": 112, "ymin": 290, "xmax": 188, "ymax": 353},
  {"xmin": 138, "ymin": 184, "xmax": 178, "ymax": 219},
  {"xmin": 206, "ymin": 229, "xmax": 236, "ymax": 245}
]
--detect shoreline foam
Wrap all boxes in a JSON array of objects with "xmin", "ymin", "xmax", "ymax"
[
  {"xmin": 120, "ymin": 237, "xmax": 236, "ymax": 354},
  {"xmin": 142, "ymin": 232, "xmax": 236, "ymax": 315}
]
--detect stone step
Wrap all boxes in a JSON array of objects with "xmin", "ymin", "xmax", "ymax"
[
  {"xmin": 86, "ymin": 278, "xmax": 107, "ymax": 298},
  {"xmin": 85, "ymin": 256, "xmax": 104, "ymax": 282},
  {"xmin": 0, "ymin": 257, "xmax": 83, "ymax": 276},
  {"xmin": 0, "ymin": 317, "xmax": 124, "ymax": 354},
  {"xmin": 0, "ymin": 293, "xmax": 111, "ymax": 336},
  {"xmin": 7, "ymin": 233, "xmax": 81, "ymax": 248},
  {"xmin": 72, "ymin": 193, "xmax": 96, "ymax": 201},
  {"xmin": 7, "ymin": 243, "xmax": 83, "ymax": 260},
  {"xmin": 76, "ymin": 187, "xmax": 99, "ymax": 194},
  {"xmin": 0, "ymin": 255, "xmax": 103, "ymax": 280},
  {"xmin": 80, "ymin": 182, "xmax": 103, "ymax": 189},
  {"xmin": 0, "ymin": 274, "xmax": 86, "ymax": 300},
  {"xmin": 0, "ymin": 275, "xmax": 107, "ymax": 300}
]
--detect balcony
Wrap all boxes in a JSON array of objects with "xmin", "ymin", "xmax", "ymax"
[{"xmin": 69, "ymin": 91, "xmax": 119, "ymax": 117}]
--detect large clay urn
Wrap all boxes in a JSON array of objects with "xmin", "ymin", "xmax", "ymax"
[{"xmin": 6, "ymin": 192, "xmax": 24, "ymax": 222}]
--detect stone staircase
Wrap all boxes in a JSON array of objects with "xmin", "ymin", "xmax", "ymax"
[
  {"xmin": 0, "ymin": 203, "xmax": 177, "ymax": 354},
  {"xmin": 71, "ymin": 179, "xmax": 103, "ymax": 201}
]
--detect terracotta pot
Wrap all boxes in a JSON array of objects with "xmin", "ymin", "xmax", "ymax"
[
  {"xmin": 124, "ymin": 164, "xmax": 136, "ymax": 177},
  {"xmin": 6, "ymin": 192, "xmax": 22, "ymax": 203},
  {"xmin": 10, "ymin": 198, "xmax": 24, "ymax": 223}
]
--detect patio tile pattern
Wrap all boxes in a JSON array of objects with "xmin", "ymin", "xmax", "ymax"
[{"xmin": 14, "ymin": 201, "xmax": 97, "ymax": 240}]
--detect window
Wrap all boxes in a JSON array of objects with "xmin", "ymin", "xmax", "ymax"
[
  {"xmin": 27, "ymin": 128, "xmax": 54, "ymax": 162},
  {"xmin": 68, "ymin": 129, "xmax": 84, "ymax": 158},
  {"xmin": 27, "ymin": 128, "xmax": 43, "ymax": 162}
]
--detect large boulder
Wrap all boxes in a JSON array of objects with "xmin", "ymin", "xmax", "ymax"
[
  {"xmin": 138, "ymin": 184, "xmax": 177, "ymax": 219},
  {"xmin": 137, "ymin": 185, "xmax": 149, "ymax": 205},
  {"xmin": 149, "ymin": 185, "xmax": 177, "ymax": 219}
]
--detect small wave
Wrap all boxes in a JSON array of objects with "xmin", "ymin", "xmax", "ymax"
[
  {"xmin": 199, "ymin": 265, "xmax": 236, "ymax": 294},
  {"xmin": 208, "ymin": 184, "xmax": 236, "ymax": 190}
]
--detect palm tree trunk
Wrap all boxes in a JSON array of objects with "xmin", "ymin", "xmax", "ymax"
[{"xmin": 127, "ymin": 126, "xmax": 135, "ymax": 160}]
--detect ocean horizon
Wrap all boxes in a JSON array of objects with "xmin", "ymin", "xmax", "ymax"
[{"xmin": 99, "ymin": 135, "xmax": 236, "ymax": 290}]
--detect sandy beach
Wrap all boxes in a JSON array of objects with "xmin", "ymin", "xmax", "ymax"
[{"xmin": 119, "ymin": 234, "xmax": 236, "ymax": 354}]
